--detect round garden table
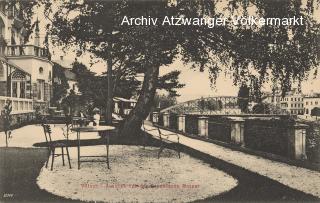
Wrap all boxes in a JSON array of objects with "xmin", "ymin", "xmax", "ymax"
[{"xmin": 71, "ymin": 126, "xmax": 115, "ymax": 169}]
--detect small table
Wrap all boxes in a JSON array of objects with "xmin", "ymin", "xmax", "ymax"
[
  {"xmin": 71, "ymin": 117, "xmax": 90, "ymax": 127},
  {"xmin": 71, "ymin": 126, "xmax": 115, "ymax": 169}
]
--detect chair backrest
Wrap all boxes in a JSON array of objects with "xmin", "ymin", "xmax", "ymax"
[{"xmin": 42, "ymin": 124, "xmax": 53, "ymax": 146}]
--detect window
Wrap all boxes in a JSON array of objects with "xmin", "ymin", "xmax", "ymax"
[
  {"xmin": 12, "ymin": 82, "xmax": 17, "ymax": 97},
  {"xmin": 48, "ymin": 71, "xmax": 51, "ymax": 81},
  {"xmin": 291, "ymin": 98, "xmax": 293, "ymax": 101},
  {"xmin": 37, "ymin": 80, "xmax": 45, "ymax": 100},
  {"xmin": 306, "ymin": 109, "xmax": 309, "ymax": 114},
  {"xmin": 306, "ymin": 102, "xmax": 308, "ymax": 105},
  {"xmin": 311, "ymin": 102, "xmax": 313, "ymax": 105},
  {"xmin": 0, "ymin": 62, "xmax": 4, "ymax": 78},
  {"xmin": 11, "ymin": 30, "xmax": 16, "ymax": 45},
  {"xmin": 20, "ymin": 81, "xmax": 25, "ymax": 98},
  {"xmin": 39, "ymin": 67, "xmax": 44, "ymax": 74},
  {"xmin": 316, "ymin": 101, "xmax": 318, "ymax": 105}
]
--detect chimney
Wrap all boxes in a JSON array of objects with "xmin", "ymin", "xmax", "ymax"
[{"xmin": 60, "ymin": 56, "xmax": 63, "ymax": 61}]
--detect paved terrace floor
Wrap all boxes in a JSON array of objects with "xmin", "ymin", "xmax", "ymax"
[{"xmin": 144, "ymin": 123, "xmax": 320, "ymax": 198}]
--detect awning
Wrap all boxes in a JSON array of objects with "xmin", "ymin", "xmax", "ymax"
[{"xmin": 0, "ymin": 56, "xmax": 31, "ymax": 77}]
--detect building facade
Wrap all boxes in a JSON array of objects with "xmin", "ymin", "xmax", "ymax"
[
  {"xmin": 0, "ymin": 1, "xmax": 53, "ymax": 118},
  {"xmin": 263, "ymin": 88, "xmax": 304, "ymax": 115},
  {"xmin": 279, "ymin": 88, "xmax": 304, "ymax": 115},
  {"xmin": 304, "ymin": 94, "xmax": 320, "ymax": 116}
]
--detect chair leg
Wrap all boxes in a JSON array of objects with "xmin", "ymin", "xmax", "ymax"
[
  {"xmin": 176, "ymin": 144, "xmax": 181, "ymax": 159},
  {"xmin": 51, "ymin": 148, "xmax": 55, "ymax": 171},
  {"xmin": 66, "ymin": 147, "xmax": 72, "ymax": 169},
  {"xmin": 158, "ymin": 142, "xmax": 164, "ymax": 159},
  {"xmin": 45, "ymin": 148, "xmax": 50, "ymax": 168},
  {"xmin": 61, "ymin": 147, "xmax": 65, "ymax": 166}
]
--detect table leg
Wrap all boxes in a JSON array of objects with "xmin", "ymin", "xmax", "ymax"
[
  {"xmin": 77, "ymin": 131, "xmax": 80, "ymax": 170},
  {"xmin": 106, "ymin": 135, "xmax": 110, "ymax": 169}
]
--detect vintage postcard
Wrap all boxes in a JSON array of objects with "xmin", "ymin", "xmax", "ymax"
[{"xmin": 0, "ymin": 0, "xmax": 319, "ymax": 202}]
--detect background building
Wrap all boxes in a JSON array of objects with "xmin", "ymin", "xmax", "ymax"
[
  {"xmin": 0, "ymin": 1, "xmax": 53, "ymax": 118},
  {"xmin": 304, "ymin": 93, "xmax": 320, "ymax": 116},
  {"xmin": 262, "ymin": 88, "xmax": 304, "ymax": 115}
]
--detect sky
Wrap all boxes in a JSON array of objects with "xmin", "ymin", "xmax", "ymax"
[{"xmin": 35, "ymin": 2, "xmax": 320, "ymax": 103}]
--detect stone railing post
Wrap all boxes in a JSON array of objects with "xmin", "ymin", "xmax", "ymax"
[
  {"xmin": 288, "ymin": 124, "xmax": 308, "ymax": 160},
  {"xmin": 198, "ymin": 116, "xmax": 209, "ymax": 137},
  {"xmin": 163, "ymin": 112, "xmax": 170, "ymax": 128},
  {"xmin": 152, "ymin": 112, "xmax": 159, "ymax": 124},
  {"xmin": 229, "ymin": 117, "xmax": 245, "ymax": 146},
  {"xmin": 177, "ymin": 114, "xmax": 186, "ymax": 133}
]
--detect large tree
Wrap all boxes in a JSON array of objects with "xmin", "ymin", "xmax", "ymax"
[
  {"xmin": 238, "ymin": 84, "xmax": 250, "ymax": 113},
  {"xmin": 36, "ymin": 0, "xmax": 319, "ymax": 136}
]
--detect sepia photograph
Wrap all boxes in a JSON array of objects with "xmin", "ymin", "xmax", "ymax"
[{"xmin": 0, "ymin": 0, "xmax": 320, "ymax": 202}]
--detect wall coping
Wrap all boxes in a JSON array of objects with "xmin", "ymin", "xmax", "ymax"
[
  {"xmin": 227, "ymin": 117, "xmax": 245, "ymax": 122},
  {"xmin": 292, "ymin": 124, "xmax": 309, "ymax": 129}
]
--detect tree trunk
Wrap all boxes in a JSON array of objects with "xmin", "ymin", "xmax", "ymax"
[{"xmin": 120, "ymin": 65, "xmax": 159, "ymax": 137}]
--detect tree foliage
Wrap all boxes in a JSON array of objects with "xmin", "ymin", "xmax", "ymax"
[
  {"xmin": 311, "ymin": 107, "xmax": 320, "ymax": 117},
  {"xmin": 154, "ymin": 93, "xmax": 178, "ymax": 111},
  {"xmin": 26, "ymin": 0, "xmax": 320, "ymax": 135},
  {"xmin": 238, "ymin": 84, "xmax": 250, "ymax": 113},
  {"xmin": 52, "ymin": 62, "xmax": 69, "ymax": 106}
]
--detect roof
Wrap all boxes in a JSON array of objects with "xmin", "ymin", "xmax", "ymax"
[
  {"xmin": 0, "ymin": 56, "xmax": 31, "ymax": 76},
  {"xmin": 52, "ymin": 59, "xmax": 74, "ymax": 69},
  {"xmin": 64, "ymin": 69, "xmax": 76, "ymax": 81}
]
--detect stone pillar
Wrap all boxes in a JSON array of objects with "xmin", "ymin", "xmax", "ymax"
[
  {"xmin": 229, "ymin": 117, "xmax": 245, "ymax": 146},
  {"xmin": 198, "ymin": 116, "xmax": 208, "ymax": 137},
  {"xmin": 178, "ymin": 114, "xmax": 186, "ymax": 132},
  {"xmin": 288, "ymin": 124, "xmax": 308, "ymax": 160},
  {"xmin": 163, "ymin": 112, "xmax": 170, "ymax": 128},
  {"xmin": 152, "ymin": 112, "xmax": 159, "ymax": 124}
]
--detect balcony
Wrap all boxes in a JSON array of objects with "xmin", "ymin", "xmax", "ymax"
[
  {"xmin": 6, "ymin": 45, "xmax": 50, "ymax": 59},
  {"xmin": 0, "ymin": 96, "xmax": 33, "ymax": 114}
]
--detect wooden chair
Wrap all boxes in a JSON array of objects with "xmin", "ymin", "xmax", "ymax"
[{"xmin": 42, "ymin": 124, "xmax": 72, "ymax": 170}]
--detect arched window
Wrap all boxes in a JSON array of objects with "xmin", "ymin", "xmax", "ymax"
[{"xmin": 39, "ymin": 67, "xmax": 44, "ymax": 74}]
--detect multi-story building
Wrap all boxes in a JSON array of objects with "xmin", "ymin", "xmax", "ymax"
[
  {"xmin": 304, "ymin": 93, "xmax": 320, "ymax": 116},
  {"xmin": 0, "ymin": 1, "xmax": 53, "ymax": 120},
  {"xmin": 279, "ymin": 88, "xmax": 304, "ymax": 115},
  {"xmin": 262, "ymin": 88, "xmax": 304, "ymax": 115}
]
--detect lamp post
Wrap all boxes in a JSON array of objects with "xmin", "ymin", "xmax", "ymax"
[{"xmin": 105, "ymin": 30, "xmax": 119, "ymax": 125}]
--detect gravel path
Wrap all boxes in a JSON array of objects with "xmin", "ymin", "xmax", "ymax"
[
  {"xmin": 144, "ymin": 124, "xmax": 320, "ymax": 198},
  {"xmin": 37, "ymin": 145, "xmax": 238, "ymax": 203}
]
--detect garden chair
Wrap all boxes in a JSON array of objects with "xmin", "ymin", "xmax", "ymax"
[
  {"xmin": 142, "ymin": 121, "xmax": 180, "ymax": 158},
  {"xmin": 42, "ymin": 124, "xmax": 72, "ymax": 171}
]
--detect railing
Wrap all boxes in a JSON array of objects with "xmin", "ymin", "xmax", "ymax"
[
  {"xmin": 0, "ymin": 96, "xmax": 33, "ymax": 114},
  {"xmin": 5, "ymin": 45, "xmax": 50, "ymax": 59}
]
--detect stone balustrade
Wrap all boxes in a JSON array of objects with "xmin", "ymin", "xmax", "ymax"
[{"xmin": 152, "ymin": 112, "xmax": 310, "ymax": 160}]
